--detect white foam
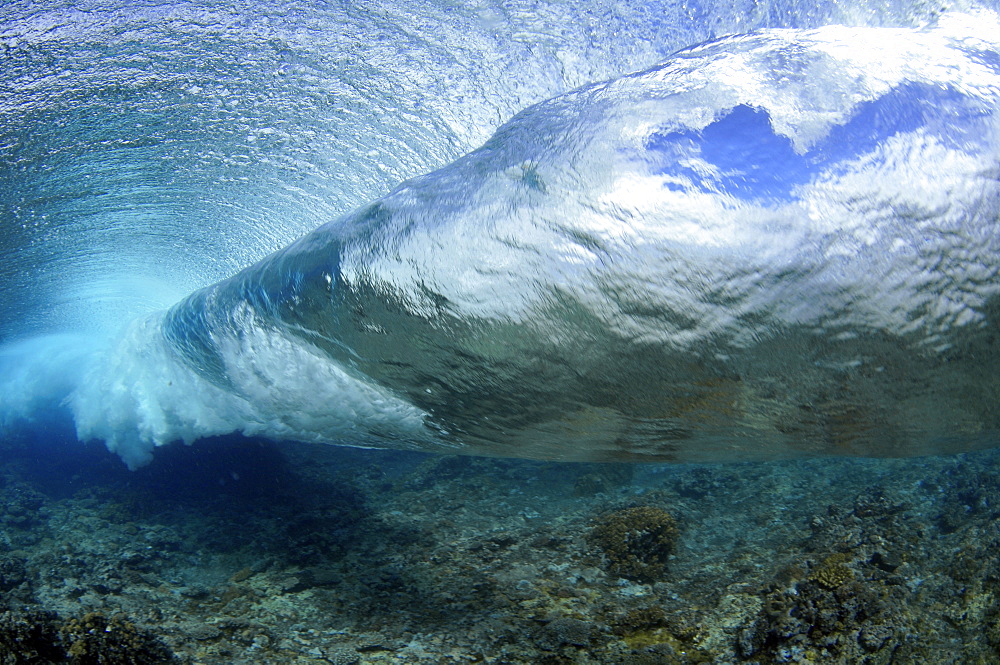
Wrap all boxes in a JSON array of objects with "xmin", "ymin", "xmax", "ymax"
[
  {"xmin": 0, "ymin": 334, "xmax": 103, "ymax": 430},
  {"xmin": 67, "ymin": 311, "xmax": 433, "ymax": 469}
]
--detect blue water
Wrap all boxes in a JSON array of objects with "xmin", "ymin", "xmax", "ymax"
[{"xmin": 2, "ymin": 0, "xmax": 1000, "ymax": 468}]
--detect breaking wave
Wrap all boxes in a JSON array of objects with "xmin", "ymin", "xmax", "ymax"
[{"xmin": 2, "ymin": 2, "xmax": 999, "ymax": 466}]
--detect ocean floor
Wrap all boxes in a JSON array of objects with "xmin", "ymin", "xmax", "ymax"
[{"xmin": 1, "ymin": 423, "xmax": 999, "ymax": 664}]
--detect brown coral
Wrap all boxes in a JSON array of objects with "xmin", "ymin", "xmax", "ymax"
[
  {"xmin": 810, "ymin": 553, "xmax": 854, "ymax": 589},
  {"xmin": 589, "ymin": 506, "xmax": 679, "ymax": 582},
  {"xmin": 59, "ymin": 611, "xmax": 175, "ymax": 664}
]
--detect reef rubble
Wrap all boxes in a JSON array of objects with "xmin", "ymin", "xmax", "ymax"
[{"xmin": 1, "ymin": 432, "xmax": 999, "ymax": 664}]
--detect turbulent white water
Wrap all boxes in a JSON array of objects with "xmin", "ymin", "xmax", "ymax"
[{"xmin": 2, "ymin": 1, "xmax": 999, "ymax": 467}]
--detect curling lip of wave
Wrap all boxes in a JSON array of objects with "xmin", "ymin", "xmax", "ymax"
[{"xmin": 57, "ymin": 12, "xmax": 1000, "ymax": 465}]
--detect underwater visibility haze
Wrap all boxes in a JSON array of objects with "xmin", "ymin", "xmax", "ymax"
[{"xmin": 2, "ymin": 0, "xmax": 1000, "ymax": 469}]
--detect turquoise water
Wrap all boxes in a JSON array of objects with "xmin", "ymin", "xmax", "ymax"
[{"xmin": 2, "ymin": 1, "xmax": 1000, "ymax": 662}]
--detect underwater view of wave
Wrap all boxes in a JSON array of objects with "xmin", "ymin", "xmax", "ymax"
[{"xmin": 2, "ymin": 0, "xmax": 1000, "ymax": 468}]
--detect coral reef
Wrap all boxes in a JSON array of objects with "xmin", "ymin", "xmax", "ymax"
[
  {"xmin": 589, "ymin": 506, "xmax": 679, "ymax": 582},
  {"xmin": 737, "ymin": 574, "xmax": 903, "ymax": 662},
  {"xmin": 1, "ymin": 435, "xmax": 999, "ymax": 663},
  {"xmin": 0, "ymin": 485, "xmax": 48, "ymax": 530},
  {"xmin": 59, "ymin": 612, "xmax": 175, "ymax": 665},
  {"xmin": 534, "ymin": 617, "xmax": 596, "ymax": 650},
  {"xmin": 0, "ymin": 608, "xmax": 64, "ymax": 665},
  {"xmin": 0, "ymin": 608, "xmax": 174, "ymax": 665},
  {"xmin": 809, "ymin": 553, "xmax": 854, "ymax": 589}
]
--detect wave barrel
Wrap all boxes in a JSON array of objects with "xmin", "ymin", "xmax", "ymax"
[{"xmin": 82, "ymin": 16, "xmax": 1000, "ymax": 464}]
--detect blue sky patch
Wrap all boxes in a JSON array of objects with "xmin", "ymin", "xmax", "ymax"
[{"xmin": 644, "ymin": 82, "xmax": 985, "ymax": 203}]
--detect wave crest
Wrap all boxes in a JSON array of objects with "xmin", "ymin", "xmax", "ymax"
[{"xmin": 72, "ymin": 14, "xmax": 1000, "ymax": 464}]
